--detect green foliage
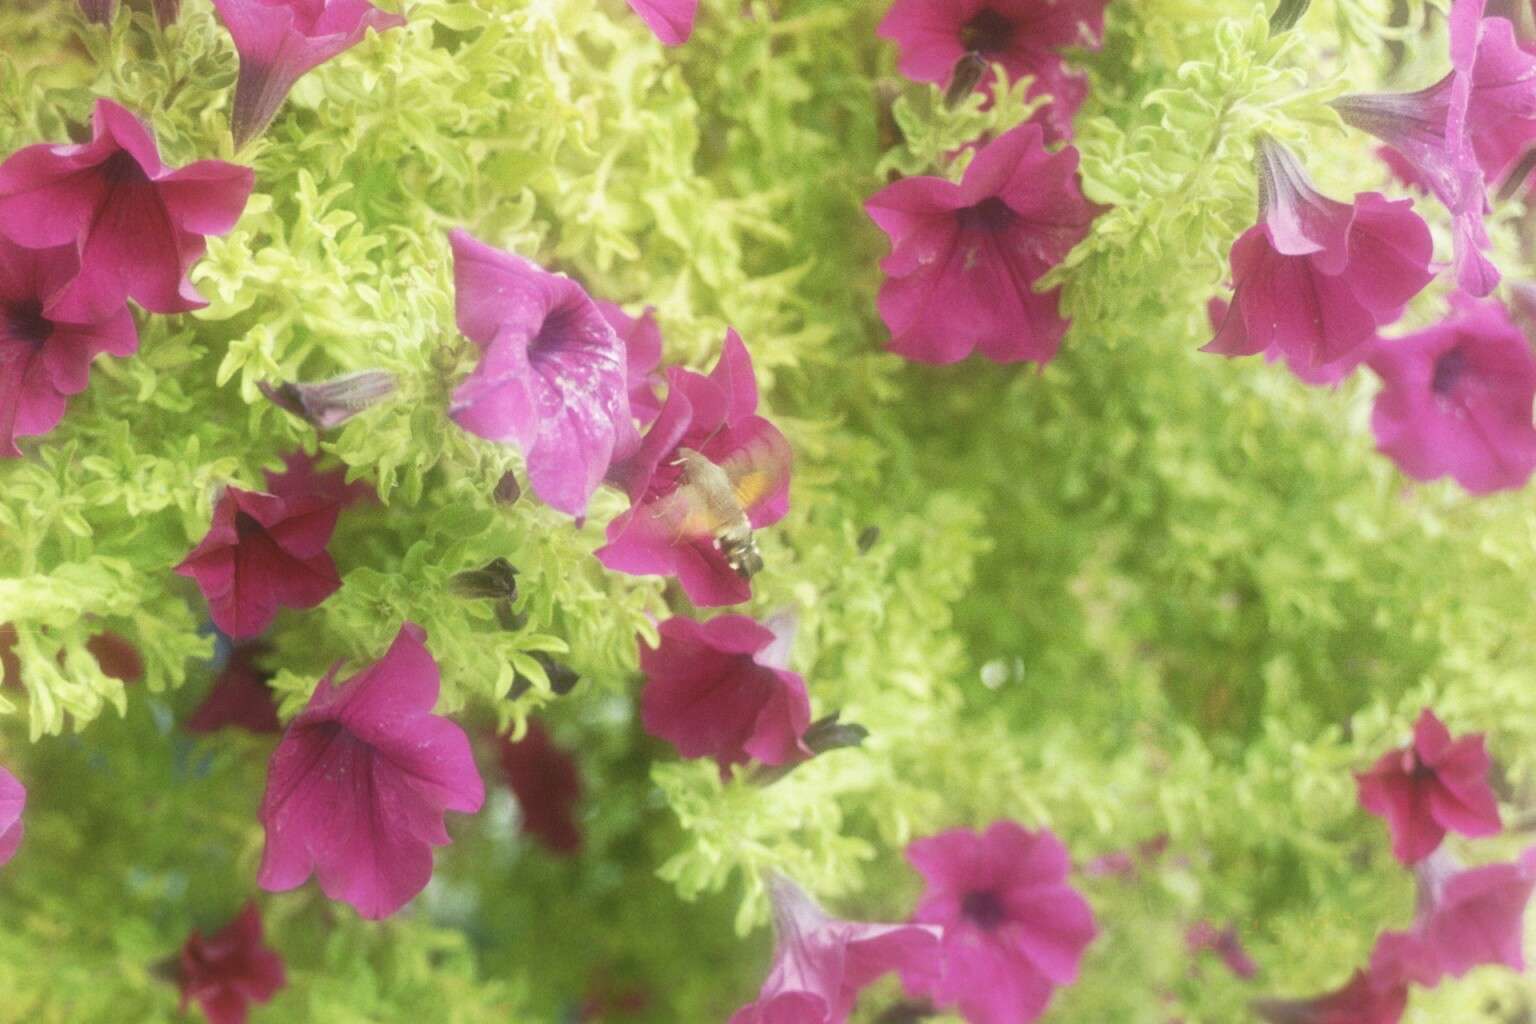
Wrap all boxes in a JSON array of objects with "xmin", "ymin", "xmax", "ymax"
[{"xmin": 4, "ymin": 0, "xmax": 1536, "ymax": 1021}]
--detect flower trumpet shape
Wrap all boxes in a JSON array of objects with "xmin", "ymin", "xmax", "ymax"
[
  {"xmin": 211, "ymin": 0, "xmax": 408, "ymax": 149},
  {"xmin": 177, "ymin": 903, "xmax": 286, "ymax": 1024}
]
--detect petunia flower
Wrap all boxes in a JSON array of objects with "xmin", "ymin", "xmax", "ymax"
[
  {"xmin": 596, "ymin": 331, "xmax": 792, "ymax": 607},
  {"xmin": 497, "ymin": 719, "xmax": 583, "ymax": 857},
  {"xmin": 729, "ymin": 873, "xmax": 941, "ymax": 1024},
  {"xmin": 0, "ymin": 237, "xmax": 138, "ymax": 458},
  {"xmin": 1368, "ymin": 846, "xmax": 1536, "ymax": 988},
  {"xmin": 263, "ymin": 449, "xmax": 374, "ymax": 509},
  {"xmin": 865, "ymin": 122, "xmax": 1100, "ymax": 365},
  {"xmin": 638, "ymin": 615, "xmax": 812, "ymax": 771},
  {"xmin": 596, "ymin": 301, "xmax": 664, "ymax": 427},
  {"xmin": 901, "ymin": 821, "xmax": 1097, "ymax": 1024},
  {"xmin": 876, "ymin": 0, "xmax": 1109, "ymax": 140},
  {"xmin": 1186, "ymin": 920, "xmax": 1258, "ymax": 980},
  {"xmin": 257, "ymin": 623, "xmax": 485, "ymax": 919},
  {"xmin": 177, "ymin": 903, "xmax": 286, "ymax": 1024},
  {"xmin": 0, "ymin": 99, "xmax": 252, "ymax": 320},
  {"xmin": 447, "ymin": 229, "xmax": 637, "ymax": 518},
  {"xmin": 211, "ymin": 0, "xmax": 408, "ymax": 149},
  {"xmin": 186, "ymin": 643, "xmax": 281, "ymax": 735},
  {"xmin": 1204, "ymin": 137, "xmax": 1433, "ymax": 381},
  {"xmin": 1366, "ymin": 294, "xmax": 1536, "ymax": 494},
  {"xmin": 1332, "ymin": 0, "xmax": 1536, "ymax": 295},
  {"xmin": 0, "ymin": 764, "xmax": 24, "ymax": 867},
  {"xmin": 1356, "ymin": 708, "xmax": 1502, "ymax": 865},
  {"xmin": 173, "ymin": 485, "xmax": 343, "ymax": 640},
  {"xmin": 79, "ymin": 0, "xmax": 117, "ymax": 24},
  {"xmin": 625, "ymin": 0, "xmax": 698, "ymax": 46},
  {"xmin": 1251, "ymin": 970, "xmax": 1407, "ymax": 1024}
]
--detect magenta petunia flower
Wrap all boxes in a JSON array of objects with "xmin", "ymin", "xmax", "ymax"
[
  {"xmin": 596, "ymin": 300, "xmax": 664, "ymax": 427},
  {"xmin": 1251, "ymin": 969, "xmax": 1407, "ymax": 1024},
  {"xmin": 596, "ymin": 331, "xmax": 792, "ymax": 607},
  {"xmin": 1, "ymin": 625, "xmax": 142, "ymax": 689},
  {"xmin": 729, "ymin": 873, "xmax": 941, "ymax": 1024},
  {"xmin": 0, "ymin": 237, "xmax": 138, "ymax": 458},
  {"xmin": 1356, "ymin": 708, "xmax": 1502, "ymax": 865},
  {"xmin": 0, "ymin": 764, "xmax": 24, "ymax": 867},
  {"xmin": 1204, "ymin": 138, "xmax": 1433, "ymax": 381},
  {"xmin": 447, "ymin": 229, "xmax": 637, "ymax": 518},
  {"xmin": 186, "ymin": 644, "xmax": 281, "ymax": 735},
  {"xmin": 0, "ymin": 100, "xmax": 252, "ymax": 319},
  {"xmin": 211, "ymin": 0, "xmax": 408, "ymax": 149},
  {"xmin": 865, "ymin": 122, "xmax": 1100, "ymax": 365},
  {"xmin": 173, "ymin": 485, "xmax": 343, "ymax": 640},
  {"xmin": 1370, "ymin": 847, "xmax": 1536, "ymax": 987},
  {"xmin": 1186, "ymin": 920, "xmax": 1258, "ymax": 980},
  {"xmin": 263, "ymin": 449, "xmax": 374, "ymax": 509},
  {"xmin": 177, "ymin": 902, "xmax": 286, "ymax": 1024},
  {"xmin": 497, "ymin": 720, "xmax": 583, "ymax": 857},
  {"xmin": 1333, "ymin": 0, "xmax": 1536, "ymax": 295},
  {"xmin": 876, "ymin": 0, "xmax": 1109, "ymax": 139},
  {"xmin": 901, "ymin": 821, "xmax": 1097, "ymax": 1024},
  {"xmin": 1366, "ymin": 294, "xmax": 1536, "ymax": 494},
  {"xmin": 257, "ymin": 624, "xmax": 484, "ymax": 919},
  {"xmin": 626, "ymin": 0, "xmax": 698, "ymax": 46},
  {"xmin": 638, "ymin": 615, "xmax": 812, "ymax": 771}
]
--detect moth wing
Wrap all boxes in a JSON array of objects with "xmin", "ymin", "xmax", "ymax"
[
  {"xmin": 721, "ymin": 430, "xmax": 792, "ymax": 512},
  {"xmin": 647, "ymin": 483, "xmax": 732, "ymax": 541}
]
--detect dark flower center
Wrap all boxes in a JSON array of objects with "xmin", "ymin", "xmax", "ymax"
[
  {"xmin": 4, "ymin": 300, "xmax": 52, "ymax": 346},
  {"xmin": 961, "ymin": 9, "xmax": 1015, "ymax": 56},
  {"xmin": 100, "ymin": 150, "xmax": 150, "ymax": 187},
  {"xmin": 234, "ymin": 510, "xmax": 264, "ymax": 541},
  {"xmin": 1431, "ymin": 347, "xmax": 1467, "ymax": 397},
  {"xmin": 957, "ymin": 196, "xmax": 1017, "ymax": 233},
  {"xmin": 961, "ymin": 889, "xmax": 1007, "ymax": 930}
]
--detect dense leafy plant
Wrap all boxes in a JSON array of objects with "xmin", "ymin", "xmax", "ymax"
[{"xmin": 4, "ymin": 0, "xmax": 1536, "ymax": 1021}]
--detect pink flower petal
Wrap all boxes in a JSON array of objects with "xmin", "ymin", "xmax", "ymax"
[{"xmin": 0, "ymin": 764, "xmax": 25, "ymax": 867}]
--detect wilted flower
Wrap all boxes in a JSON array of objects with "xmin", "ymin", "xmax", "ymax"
[
  {"xmin": 258, "ymin": 370, "xmax": 397, "ymax": 430},
  {"xmin": 1251, "ymin": 970, "xmax": 1407, "ymax": 1024},
  {"xmin": 0, "ymin": 237, "xmax": 138, "ymax": 457},
  {"xmin": 257, "ymin": 624, "xmax": 484, "ymax": 919},
  {"xmin": 1366, "ymin": 294, "xmax": 1536, "ymax": 494},
  {"xmin": 1186, "ymin": 920, "xmax": 1258, "ymax": 980},
  {"xmin": 497, "ymin": 719, "xmax": 583, "ymax": 856},
  {"xmin": 877, "ymin": 0, "xmax": 1109, "ymax": 139},
  {"xmin": 626, "ymin": 0, "xmax": 698, "ymax": 46},
  {"xmin": 902, "ymin": 821, "xmax": 1097, "ymax": 1024},
  {"xmin": 597, "ymin": 332, "xmax": 791, "ymax": 607},
  {"xmin": 597, "ymin": 301, "xmax": 664, "ymax": 427},
  {"xmin": 447, "ymin": 229, "xmax": 637, "ymax": 517},
  {"xmin": 1205, "ymin": 137, "xmax": 1433, "ymax": 380},
  {"xmin": 1356, "ymin": 708, "xmax": 1502, "ymax": 865},
  {"xmin": 211, "ymin": 0, "xmax": 408, "ymax": 149},
  {"xmin": 729, "ymin": 873, "xmax": 942, "ymax": 1024},
  {"xmin": 0, "ymin": 625, "xmax": 143, "ymax": 688},
  {"xmin": 0, "ymin": 99, "xmax": 252, "ymax": 319},
  {"xmin": 177, "ymin": 903, "xmax": 286, "ymax": 1024},
  {"xmin": 1332, "ymin": 0, "xmax": 1536, "ymax": 295},
  {"xmin": 1369, "ymin": 847, "xmax": 1536, "ymax": 987},
  {"xmin": 639, "ymin": 615, "xmax": 812, "ymax": 771},
  {"xmin": 78, "ymin": 0, "xmax": 116, "ymax": 23},
  {"xmin": 153, "ymin": 0, "xmax": 182, "ymax": 28},
  {"xmin": 186, "ymin": 644, "xmax": 281, "ymax": 735},
  {"xmin": 865, "ymin": 122, "xmax": 1099, "ymax": 365},
  {"xmin": 0, "ymin": 764, "xmax": 24, "ymax": 867},
  {"xmin": 174, "ymin": 485, "xmax": 343, "ymax": 640}
]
